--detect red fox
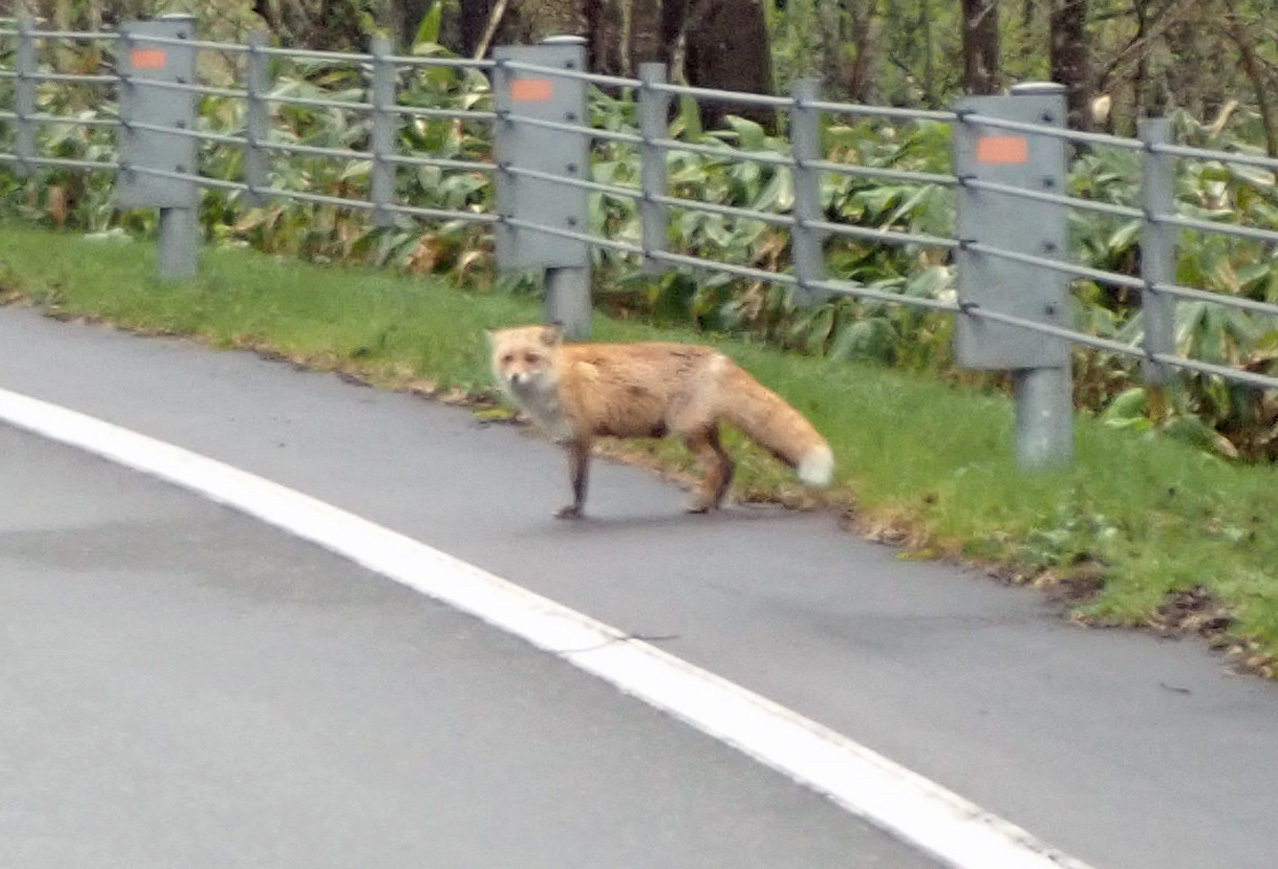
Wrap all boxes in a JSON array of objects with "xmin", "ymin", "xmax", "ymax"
[{"xmin": 488, "ymin": 324, "xmax": 834, "ymax": 518}]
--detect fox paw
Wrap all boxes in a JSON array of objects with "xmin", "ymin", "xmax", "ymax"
[{"xmin": 555, "ymin": 505, "xmax": 583, "ymax": 520}]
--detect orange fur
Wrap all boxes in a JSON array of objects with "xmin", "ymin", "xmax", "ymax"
[{"xmin": 488, "ymin": 324, "xmax": 833, "ymax": 518}]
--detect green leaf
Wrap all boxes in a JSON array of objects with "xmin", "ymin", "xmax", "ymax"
[
  {"xmin": 724, "ymin": 116, "xmax": 766, "ymax": 151},
  {"xmin": 1236, "ymin": 261, "xmax": 1271, "ymax": 287},
  {"xmin": 1106, "ymin": 220, "xmax": 1140, "ymax": 254},
  {"xmin": 1164, "ymin": 415, "xmax": 1235, "ymax": 456},
  {"xmin": 829, "ymin": 317, "xmax": 897, "ymax": 363},
  {"xmin": 753, "ymin": 166, "xmax": 793, "ymax": 211},
  {"xmin": 677, "ymin": 96, "xmax": 703, "ymax": 139},
  {"xmin": 339, "ymin": 159, "xmax": 372, "ymax": 182},
  {"xmin": 852, "ymin": 185, "xmax": 902, "ymax": 218},
  {"xmin": 1230, "ymin": 163, "xmax": 1275, "ymax": 189},
  {"xmin": 822, "ymin": 124, "xmax": 869, "ymax": 152},
  {"xmin": 413, "ymin": 3, "xmax": 443, "ymax": 50},
  {"xmin": 884, "ymin": 183, "xmax": 931, "ymax": 227},
  {"xmin": 1101, "ymin": 387, "xmax": 1148, "ymax": 425},
  {"xmin": 904, "ymin": 266, "xmax": 951, "ymax": 299}
]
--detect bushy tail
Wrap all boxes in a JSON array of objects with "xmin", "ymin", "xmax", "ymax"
[{"xmin": 718, "ymin": 363, "xmax": 834, "ymax": 487}]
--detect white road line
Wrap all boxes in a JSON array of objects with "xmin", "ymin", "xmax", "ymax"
[{"xmin": 0, "ymin": 386, "xmax": 1097, "ymax": 869}]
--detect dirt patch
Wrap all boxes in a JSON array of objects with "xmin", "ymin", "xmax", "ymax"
[
  {"xmin": 1148, "ymin": 586, "xmax": 1276, "ymax": 678},
  {"xmin": 1149, "ymin": 585, "xmax": 1235, "ymax": 638},
  {"xmin": 1038, "ymin": 560, "xmax": 1108, "ymax": 605}
]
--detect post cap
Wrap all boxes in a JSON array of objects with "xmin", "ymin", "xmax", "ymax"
[{"xmin": 1010, "ymin": 81, "xmax": 1067, "ymax": 96}]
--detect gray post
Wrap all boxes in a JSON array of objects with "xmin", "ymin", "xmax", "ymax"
[
  {"xmin": 638, "ymin": 62, "xmax": 670, "ymax": 275},
  {"xmin": 790, "ymin": 77, "xmax": 825, "ymax": 306},
  {"xmin": 1009, "ymin": 82, "xmax": 1072, "ymax": 469},
  {"xmin": 156, "ymin": 15, "xmax": 198, "ymax": 280},
  {"xmin": 157, "ymin": 206, "xmax": 199, "ymax": 278},
  {"xmin": 370, "ymin": 35, "xmax": 395, "ymax": 228},
  {"xmin": 538, "ymin": 35, "xmax": 590, "ymax": 339},
  {"xmin": 492, "ymin": 36, "xmax": 592, "ymax": 339},
  {"xmin": 1139, "ymin": 118, "xmax": 1175, "ymax": 385},
  {"xmin": 245, "ymin": 31, "xmax": 270, "ymax": 207},
  {"xmin": 14, "ymin": 16, "xmax": 35, "ymax": 178},
  {"xmin": 116, "ymin": 15, "xmax": 200, "ymax": 280},
  {"xmin": 1012, "ymin": 367, "xmax": 1074, "ymax": 469},
  {"xmin": 954, "ymin": 81, "xmax": 1073, "ymax": 469},
  {"xmin": 544, "ymin": 267, "xmax": 593, "ymax": 337}
]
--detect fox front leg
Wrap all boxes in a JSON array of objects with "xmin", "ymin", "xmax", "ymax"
[{"xmin": 556, "ymin": 439, "xmax": 591, "ymax": 519}]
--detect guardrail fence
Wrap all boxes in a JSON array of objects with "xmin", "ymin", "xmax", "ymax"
[{"xmin": 2, "ymin": 16, "xmax": 1277, "ymax": 471}]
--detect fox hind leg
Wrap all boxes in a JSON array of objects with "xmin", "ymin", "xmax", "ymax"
[
  {"xmin": 556, "ymin": 439, "xmax": 591, "ymax": 519},
  {"xmin": 684, "ymin": 426, "xmax": 734, "ymax": 513}
]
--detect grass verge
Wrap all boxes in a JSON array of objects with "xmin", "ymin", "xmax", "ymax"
[{"xmin": 2, "ymin": 223, "xmax": 1275, "ymax": 675}]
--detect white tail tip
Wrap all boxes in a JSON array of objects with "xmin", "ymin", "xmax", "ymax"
[{"xmin": 797, "ymin": 444, "xmax": 834, "ymax": 487}]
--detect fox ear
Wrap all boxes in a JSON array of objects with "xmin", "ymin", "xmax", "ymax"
[{"xmin": 541, "ymin": 323, "xmax": 564, "ymax": 346}]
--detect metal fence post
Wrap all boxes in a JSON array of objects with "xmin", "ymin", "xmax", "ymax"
[
  {"xmin": 1010, "ymin": 82, "xmax": 1073, "ymax": 469},
  {"xmin": 492, "ymin": 35, "xmax": 592, "ymax": 339},
  {"xmin": 1139, "ymin": 117, "xmax": 1175, "ymax": 386},
  {"xmin": 370, "ymin": 35, "xmax": 395, "ymax": 228},
  {"xmin": 1011, "ymin": 364, "xmax": 1073, "ymax": 469},
  {"xmin": 538, "ymin": 36, "xmax": 591, "ymax": 339},
  {"xmin": 116, "ymin": 15, "xmax": 200, "ymax": 280},
  {"xmin": 245, "ymin": 30, "xmax": 270, "ymax": 207},
  {"xmin": 638, "ymin": 62, "xmax": 669, "ymax": 275},
  {"xmin": 1010, "ymin": 83, "xmax": 1072, "ymax": 469},
  {"xmin": 14, "ymin": 16, "xmax": 35, "ymax": 178},
  {"xmin": 156, "ymin": 206, "xmax": 199, "ymax": 278},
  {"xmin": 157, "ymin": 16, "xmax": 198, "ymax": 280},
  {"xmin": 790, "ymin": 77, "xmax": 826, "ymax": 306},
  {"xmin": 954, "ymin": 81, "xmax": 1073, "ymax": 469}
]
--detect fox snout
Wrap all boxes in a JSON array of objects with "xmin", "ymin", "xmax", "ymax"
[{"xmin": 503, "ymin": 368, "xmax": 543, "ymax": 391}]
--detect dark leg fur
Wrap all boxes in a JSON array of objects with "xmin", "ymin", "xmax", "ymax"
[
  {"xmin": 684, "ymin": 426, "xmax": 735, "ymax": 513},
  {"xmin": 557, "ymin": 439, "xmax": 591, "ymax": 519}
]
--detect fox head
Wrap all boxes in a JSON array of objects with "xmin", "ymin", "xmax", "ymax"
[{"xmin": 487, "ymin": 324, "xmax": 563, "ymax": 396}]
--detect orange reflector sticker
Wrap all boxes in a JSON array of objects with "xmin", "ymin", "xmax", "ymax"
[
  {"xmin": 131, "ymin": 48, "xmax": 167, "ymax": 70},
  {"xmin": 510, "ymin": 78, "xmax": 553, "ymax": 102},
  {"xmin": 977, "ymin": 136, "xmax": 1029, "ymax": 164}
]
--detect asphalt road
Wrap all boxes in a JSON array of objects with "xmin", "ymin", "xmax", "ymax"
[
  {"xmin": 1, "ymin": 305, "xmax": 1276, "ymax": 868},
  {"xmin": 0, "ymin": 423, "xmax": 941, "ymax": 869}
]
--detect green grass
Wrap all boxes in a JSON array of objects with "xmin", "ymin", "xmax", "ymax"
[{"xmin": 2, "ymin": 223, "xmax": 1276, "ymax": 673}]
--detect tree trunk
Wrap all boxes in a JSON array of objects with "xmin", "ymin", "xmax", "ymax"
[
  {"xmin": 457, "ymin": 0, "xmax": 579, "ymax": 58},
  {"xmin": 584, "ymin": 1, "xmax": 686, "ymax": 78},
  {"xmin": 1131, "ymin": 0, "xmax": 1150, "ymax": 120},
  {"xmin": 661, "ymin": 0, "xmax": 689, "ymax": 50},
  {"xmin": 1224, "ymin": 5, "xmax": 1278, "ymax": 156},
  {"xmin": 1050, "ymin": 0, "xmax": 1091, "ymax": 129},
  {"xmin": 918, "ymin": 0, "xmax": 936, "ymax": 103},
  {"xmin": 629, "ymin": 0, "xmax": 666, "ymax": 69},
  {"xmin": 961, "ymin": 0, "xmax": 1001, "ymax": 95},
  {"xmin": 683, "ymin": 0, "xmax": 775, "ymax": 132},
  {"xmin": 584, "ymin": 0, "xmax": 624, "ymax": 76},
  {"xmin": 841, "ymin": 0, "xmax": 880, "ymax": 103},
  {"xmin": 306, "ymin": 0, "xmax": 368, "ymax": 51},
  {"xmin": 457, "ymin": 0, "xmax": 493, "ymax": 56}
]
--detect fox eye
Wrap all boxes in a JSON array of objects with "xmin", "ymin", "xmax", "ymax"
[
  {"xmin": 523, "ymin": 353, "xmax": 540, "ymax": 364},
  {"xmin": 500, "ymin": 353, "xmax": 514, "ymax": 365}
]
